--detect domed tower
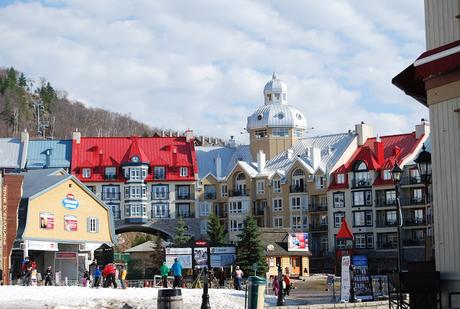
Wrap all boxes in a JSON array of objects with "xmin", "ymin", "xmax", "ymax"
[{"xmin": 247, "ymin": 73, "xmax": 308, "ymax": 160}]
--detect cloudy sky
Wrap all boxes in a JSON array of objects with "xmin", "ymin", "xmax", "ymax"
[{"xmin": 0, "ymin": 0, "xmax": 428, "ymax": 142}]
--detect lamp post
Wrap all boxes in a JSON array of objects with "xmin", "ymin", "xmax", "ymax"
[
  {"xmin": 391, "ymin": 163, "xmax": 404, "ymax": 273},
  {"xmin": 277, "ymin": 264, "xmax": 285, "ymax": 306},
  {"xmin": 201, "ymin": 267, "xmax": 211, "ymax": 309}
]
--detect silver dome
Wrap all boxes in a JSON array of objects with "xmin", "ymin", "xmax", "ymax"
[
  {"xmin": 264, "ymin": 72, "xmax": 288, "ymax": 95},
  {"xmin": 247, "ymin": 104, "xmax": 308, "ymax": 130}
]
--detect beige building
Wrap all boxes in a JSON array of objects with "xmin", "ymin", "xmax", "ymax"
[{"xmin": 392, "ymin": 1, "xmax": 460, "ymax": 306}]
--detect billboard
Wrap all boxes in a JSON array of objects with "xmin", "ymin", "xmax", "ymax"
[
  {"xmin": 210, "ymin": 247, "xmax": 236, "ymax": 268},
  {"xmin": 193, "ymin": 247, "xmax": 208, "ymax": 269},
  {"xmin": 351, "ymin": 255, "xmax": 374, "ymax": 301},
  {"xmin": 39, "ymin": 212, "xmax": 54, "ymax": 229},
  {"xmin": 288, "ymin": 233, "xmax": 309, "ymax": 251},
  {"xmin": 165, "ymin": 247, "xmax": 193, "ymax": 269},
  {"xmin": 64, "ymin": 215, "xmax": 77, "ymax": 232}
]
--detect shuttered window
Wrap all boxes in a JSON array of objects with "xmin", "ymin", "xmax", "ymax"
[{"xmin": 87, "ymin": 217, "xmax": 99, "ymax": 233}]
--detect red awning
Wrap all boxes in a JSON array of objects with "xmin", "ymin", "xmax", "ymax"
[{"xmin": 336, "ymin": 218, "xmax": 353, "ymax": 240}]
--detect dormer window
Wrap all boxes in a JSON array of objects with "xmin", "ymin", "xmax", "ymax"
[
  {"xmin": 82, "ymin": 168, "xmax": 91, "ymax": 178},
  {"xmin": 382, "ymin": 169, "xmax": 392, "ymax": 180},
  {"xmin": 274, "ymin": 93, "xmax": 281, "ymax": 100},
  {"xmin": 180, "ymin": 167, "xmax": 188, "ymax": 177},
  {"xmin": 266, "ymin": 94, "xmax": 272, "ymax": 101},
  {"xmin": 336, "ymin": 174, "xmax": 345, "ymax": 184},
  {"xmin": 154, "ymin": 166, "xmax": 166, "ymax": 179},
  {"xmin": 105, "ymin": 167, "xmax": 116, "ymax": 180}
]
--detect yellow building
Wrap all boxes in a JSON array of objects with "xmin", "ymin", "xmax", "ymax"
[{"xmin": 13, "ymin": 168, "xmax": 116, "ymax": 283}]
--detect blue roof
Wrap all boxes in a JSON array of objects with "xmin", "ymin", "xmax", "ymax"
[{"xmin": 26, "ymin": 140, "xmax": 72, "ymax": 169}]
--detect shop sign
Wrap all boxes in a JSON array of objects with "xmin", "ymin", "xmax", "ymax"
[
  {"xmin": 64, "ymin": 215, "xmax": 78, "ymax": 232},
  {"xmin": 210, "ymin": 247, "xmax": 235, "ymax": 254},
  {"xmin": 28, "ymin": 240, "xmax": 58, "ymax": 251},
  {"xmin": 195, "ymin": 240, "xmax": 207, "ymax": 246},
  {"xmin": 287, "ymin": 233, "xmax": 309, "ymax": 251},
  {"xmin": 56, "ymin": 252, "xmax": 77, "ymax": 259},
  {"xmin": 39, "ymin": 212, "xmax": 54, "ymax": 229},
  {"xmin": 351, "ymin": 255, "xmax": 374, "ymax": 301},
  {"xmin": 62, "ymin": 193, "xmax": 79, "ymax": 210}
]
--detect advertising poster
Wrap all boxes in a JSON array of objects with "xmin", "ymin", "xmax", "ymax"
[
  {"xmin": 193, "ymin": 247, "xmax": 208, "ymax": 269},
  {"xmin": 351, "ymin": 255, "xmax": 374, "ymax": 301},
  {"xmin": 210, "ymin": 247, "xmax": 236, "ymax": 267},
  {"xmin": 62, "ymin": 193, "xmax": 79, "ymax": 210},
  {"xmin": 165, "ymin": 247, "xmax": 193, "ymax": 269},
  {"xmin": 64, "ymin": 215, "xmax": 78, "ymax": 232},
  {"xmin": 287, "ymin": 233, "xmax": 309, "ymax": 251},
  {"xmin": 371, "ymin": 275, "xmax": 389, "ymax": 300},
  {"xmin": 340, "ymin": 255, "xmax": 351, "ymax": 302},
  {"xmin": 39, "ymin": 212, "xmax": 54, "ymax": 229}
]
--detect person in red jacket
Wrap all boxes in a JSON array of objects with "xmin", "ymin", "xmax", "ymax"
[{"xmin": 103, "ymin": 263, "xmax": 117, "ymax": 288}]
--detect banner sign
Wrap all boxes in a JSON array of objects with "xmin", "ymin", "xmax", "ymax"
[
  {"xmin": 28, "ymin": 240, "xmax": 58, "ymax": 251},
  {"xmin": 193, "ymin": 247, "xmax": 208, "ymax": 269},
  {"xmin": 288, "ymin": 233, "xmax": 309, "ymax": 251},
  {"xmin": 351, "ymin": 255, "xmax": 374, "ymax": 301},
  {"xmin": 40, "ymin": 212, "xmax": 54, "ymax": 229},
  {"xmin": 210, "ymin": 246, "xmax": 236, "ymax": 267},
  {"xmin": 371, "ymin": 275, "xmax": 389, "ymax": 300},
  {"xmin": 62, "ymin": 193, "xmax": 79, "ymax": 210},
  {"xmin": 340, "ymin": 255, "xmax": 351, "ymax": 302},
  {"xmin": 64, "ymin": 215, "xmax": 78, "ymax": 232},
  {"xmin": 56, "ymin": 252, "xmax": 77, "ymax": 259},
  {"xmin": 210, "ymin": 247, "xmax": 236, "ymax": 254},
  {"xmin": 165, "ymin": 247, "xmax": 192, "ymax": 255}
]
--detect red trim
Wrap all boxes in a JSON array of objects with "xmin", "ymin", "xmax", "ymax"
[
  {"xmin": 416, "ymin": 39, "xmax": 460, "ymax": 60},
  {"xmin": 416, "ymin": 52, "xmax": 460, "ymax": 79},
  {"xmin": 336, "ymin": 218, "xmax": 353, "ymax": 240}
]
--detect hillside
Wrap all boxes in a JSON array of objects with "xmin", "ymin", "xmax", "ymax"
[{"xmin": 0, "ymin": 67, "xmax": 224, "ymax": 145}]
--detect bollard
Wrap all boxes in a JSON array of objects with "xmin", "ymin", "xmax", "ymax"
[
  {"xmin": 247, "ymin": 276, "xmax": 266, "ymax": 309},
  {"xmin": 157, "ymin": 289, "xmax": 183, "ymax": 309}
]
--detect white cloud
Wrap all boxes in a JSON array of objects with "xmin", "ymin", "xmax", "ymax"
[{"xmin": 0, "ymin": 0, "xmax": 428, "ymax": 143}]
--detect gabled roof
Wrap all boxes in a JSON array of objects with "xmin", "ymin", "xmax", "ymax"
[
  {"xmin": 336, "ymin": 218, "xmax": 353, "ymax": 240},
  {"xmin": 26, "ymin": 140, "xmax": 72, "ymax": 169},
  {"xmin": 20, "ymin": 168, "xmax": 69, "ymax": 199},
  {"xmin": 121, "ymin": 139, "xmax": 150, "ymax": 164},
  {"xmin": 0, "ymin": 138, "xmax": 27, "ymax": 169}
]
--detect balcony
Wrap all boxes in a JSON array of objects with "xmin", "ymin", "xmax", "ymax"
[
  {"xmin": 253, "ymin": 205, "xmax": 265, "ymax": 216},
  {"xmin": 403, "ymin": 219, "xmax": 426, "ymax": 226},
  {"xmin": 101, "ymin": 192, "xmax": 121, "ymax": 200},
  {"xmin": 215, "ymin": 210, "xmax": 228, "ymax": 218},
  {"xmin": 289, "ymin": 185, "xmax": 307, "ymax": 193},
  {"xmin": 377, "ymin": 241, "xmax": 397, "ymax": 249},
  {"xmin": 375, "ymin": 198, "xmax": 396, "ymax": 207},
  {"xmin": 376, "ymin": 219, "xmax": 398, "ymax": 228},
  {"xmin": 403, "ymin": 239, "xmax": 425, "ymax": 247},
  {"xmin": 176, "ymin": 211, "xmax": 195, "ymax": 218},
  {"xmin": 176, "ymin": 192, "xmax": 195, "ymax": 200},
  {"xmin": 309, "ymin": 203, "xmax": 328, "ymax": 212},
  {"xmin": 399, "ymin": 176, "xmax": 422, "ymax": 185},
  {"xmin": 351, "ymin": 178, "xmax": 372, "ymax": 188},
  {"xmin": 309, "ymin": 224, "xmax": 328, "ymax": 232},
  {"xmin": 151, "ymin": 192, "xmax": 170, "ymax": 200},
  {"xmin": 229, "ymin": 189, "xmax": 250, "ymax": 197},
  {"xmin": 204, "ymin": 192, "xmax": 217, "ymax": 200},
  {"xmin": 399, "ymin": 197, "xmax": 427, "ymax": 206}
]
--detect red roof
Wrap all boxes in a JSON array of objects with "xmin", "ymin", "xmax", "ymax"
[
  {"xmin": 336, "ymin": 218, "xmax": 353, "ymax": 240},
  {"xmin": 71, "ymin": 136, "xmax": 198, "ymax": 182}
]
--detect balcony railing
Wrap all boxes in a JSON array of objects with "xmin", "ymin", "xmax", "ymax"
[
  {"xmin": 351, "ymin": 179, "xmax": 372, "ymax": 188},
  {"xmin": 253, "ymin": 206, "xmax": 265, "ymax": 216},
  {"xmin": 289, "ymin": 185, "xmax": 307, "ymax": 193},
  {"xmin": 399, "ymin": 176, "xmax": 422, "ymax": 185},
  {"xmin": 376, "ymin": 220, "xmax": 398, "ymax": 228},
  {"xmin": 215, "ymin": 210, "xmax": 228, "ymax": 218},
  {"xmin": 309, "ymin": 224, "xmax": 328, "ymax": 232},
  {"xmin": 375, "ymin": 198, "xmax": 396, "ymax": 207},
  {"xmin": 377, "ymin": 241, "xmax": 397, "ymax": 249},
  {"xmin": 204, "ymin": 192, "xmax": 217, "ymax": 200},
  {"xmin": 229, "ymin": 189, "xmax": 250, "ymax": 197},
  {"xmin": 399, "ymin": 197, "xmax": 427, "ymax": 206},
  {"xmin": 176, "ymin": 211, "xmax": 195, "ymax": 218},
  {"xmin": 101, "ymin": 192, "xmax": 121, "ymax": 200},
  {"xmin": 403, "ymin": 239, "xmax": 425, "ymax": 247},
  {"xmin": 403, "ymin": 219, "xmax": 426, "ymax": 226},
  {"xmin": 151, "ymin": 192, "xmax": 170, "ymax": 200},
  {"xmin": 309, "ymin": 203, "xmax": 328, "ymax": 212},
  {"xmin": 176, "ymin": 192, "xmax": 195, "ymax": 200}
]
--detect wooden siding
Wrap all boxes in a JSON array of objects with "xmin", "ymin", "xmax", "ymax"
[{"xmin": 425, "ymin": 0, "xmax": 460, "ymax": 49}]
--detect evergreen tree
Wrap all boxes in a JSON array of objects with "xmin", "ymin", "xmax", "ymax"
[
  {"xmin": 131, "ymin": 233, "xmax": 154, "ymax": 247},
  {"xmin": 150, "ymin": 235, "xmax": 165, "ymax": 273},
  {"xmin": 207, "ymin": 213, "xmax": 226, "ymax": 245},
  {"xmin": 174, "ymin": 218, "xmax": 191, "ymax": 246},
  {"xmin": 18, "ymin": 73, "xmax": 27, "ymax": 89},
  {"xmin": 236, "ymin": 216, "xmax": 268, "ymax": 275}
]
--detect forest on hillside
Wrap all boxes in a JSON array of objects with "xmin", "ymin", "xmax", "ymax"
[{"xmin": 0, "ymin": 67, "xmax": 224, "ymax": 145}]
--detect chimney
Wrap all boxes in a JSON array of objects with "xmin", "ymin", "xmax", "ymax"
[
  {"xmin": 287, "ymin": 149, "xmax": 294, "ymax": 160},
  {"xmin": 185, "ymin": 130, "xmax": 194, "ymax": 143},
  {"xmin": 415, "ymin": 118, "xmax": 430, "ymax": 139},
  {"xmin": 72, "ymin": 129, "xmax": 81, "ymax": 144},
  {"xmin": 311, "ymin": 147, "xmax": 321, "ymax": 170},
  {"xmin": 21, "ymin": 129, "xmax": 29, "ymax": 143},
  {"xmin": 373, "ymin": 135, "xmax": 384, "ymax": 165},
  {"xmin": 216, "ymin": 155, "xmax": 222, "ymax": 178},
  {"xmin": 257, "ymin": 150, "xmax": 266, "ymax": 172},
  {"xmin": 228, "ymin": 136, "xmax": 236, "ymax": 148},
  {"xmin": 355, "ymin": 122, "xmax": 374, "ymax": 146},
  {"xmin": 172, "ymin": 147, "xmax": 177, "ymax": 165},
  {"xmin": 161, "ymin": 130, "xmax": 165, "ymax": 137}
]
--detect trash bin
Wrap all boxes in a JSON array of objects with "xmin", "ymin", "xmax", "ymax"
[
  {"xmin": 247, "ymin": 276, "xmax": 266, "ymax": 309},
  {"xmin": 157, "ymin": 289, "xmax": 183, "ymax": 309}
]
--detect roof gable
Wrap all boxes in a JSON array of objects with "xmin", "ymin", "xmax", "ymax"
[{"xmin": 336, "ymin": 218, "xmax": 353, "ymax": 240}]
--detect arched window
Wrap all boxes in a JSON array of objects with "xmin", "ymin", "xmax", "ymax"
[
  {"xmin": 293, "ymin": 169, "xmax": 305, "ymax": 177},
  {"xmin": 236, "ymin": 173, "xmax": 246, "ymax": 181},
  {"xmin": 354, "ymin": 161, "xmax": 368, "ymax": 171},
  {"xmin": 353, "ymin": 161, "xmax": 370, "ymax": 187}
]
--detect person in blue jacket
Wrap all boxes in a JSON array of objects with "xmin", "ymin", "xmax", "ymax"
[
  {"xmin": 93, "ymin": 265, "xmax": 102, "ymax": 288},
  {"xmin": 171, "ymin": 258, "xmax": 183, "ymax": 288}
]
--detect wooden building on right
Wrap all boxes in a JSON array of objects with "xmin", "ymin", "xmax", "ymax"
[{"xmin": 392, "ymin": 1, "xmax": 460, "ymax": 307}]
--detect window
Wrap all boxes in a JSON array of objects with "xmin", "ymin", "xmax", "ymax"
[
  {"xmin": 152, "ymin": 203, "xmax": 169, "ymax": 218},
  {"xmin": 102, "ymin": 186, "xmax": 120, "ymax": 200},
  {"xmin": 272, "ymin": 128, "xmax": 289, "ymax": 137},
  {"xmin": 199, "ymin": 202, "xmax": 211, "ymax": 216},
  {"xmin": 204, "ymin": 185, "xmax": 217, "ymax": 199},
  {"xmin": 82, "ymin": 168, "xmax": 91, "ymax": 178},
  {"xmin": 291, "ymin": 196, "xmax": 301, "ymax": 210},
  {"xmin": 367, "ymin": 234, "xmax": 374, "ymax": 248},
  {"xmin": 353, "ymin": 211, "xmax": 373, "ymax": 227},
  {"xmin": 87, "ymin": 217, "xmax": 98, "ymax": 233},
  {"xmin": 273, "ymin": 198, "xmax": 283, "ymax": 212},
  {"xmin": 129, "ymin": 168, "xmax": 141, "ymax": 180},
  {"xmin": 386, "ymin": 210, "xmax": 397, "ymax": 225},
  {"xmin": 255, "ymin": 130, "xmax": 267, "ymax": 139},
  {"xmin": 221, "ymin": 184, "xmax": 228, "ymax": 197},
  {"xmin": 293, "ymin": 128, "xmax": 303, "ymax": 138},
  {"xmin": 177, "ymin": 186, "xmax": 190, "ymax": 199},
  {"xmin": 200, "ymin": 220, "xmax": 209, "ymax": 234},
  {"xmin": 385, "ymin": 190, "xmax": 396, "ymax": 205},
  {"xmin": 354, "ymin": 233, "xmax": 374, "ymax": 249},
  {"xmin": 273, "ymin": 217, "xmax": 283, "ymax": 228},
  {"xmin": 382, "ymin": 169, "xmax": 391, "ymax": 180},
  {"xmin": 229, "ymin": 201, "xmax": 248, "ymax": 214},
  {"xmin": 105, "ymin": 167, "xmax": 116, "ymax": 179},
  {"xmin": 352, "ymin": 191, "xmax": 372, "ymax": 206},
  {"xmin": 152, "ymin": 185, "xmax": 169, "ymax": 199},
  {"xmin": 125, "ymin": 185, "xmax": 146, "ymax": 199},
  {"xmin": 273, "ymin": 179, "xmax": 281, "ymax": 193},
  {"xmin": 412, "ymin": 188, "xmax": 423, "ymax": 202},
  {"xmin": 336, "ymin": 174, "xmax": 345, "ymax": 184},
  {"xmin": 129, "ymin": 203, "xmax": 145, "ymax": 217},
  {"xmin": 414, "ymin": 209, "xmax": 424, "ymax": 223},
  {"xmin": 256, "ymin": 180, "xmax": 265, "ymax": 194},
  {"xmin": 333, "ymin": 192, "xmax": 345, "ymax": 208},
  {"xmin": 108, "ymin": 203, "xmax": 121, "ymax": 219},
  {"xmin": 176, "ymin": 204, "xmax": 190, "ymax": 217},
  {"xmin": 154, "ymin": 166, "xmax": 166, "ymax": 179},
  {"xmin": 353, "ymin": 161, "xmax": 371, "ymax": 186},
  {"xmin": 315, "ymin": 176, "xmax": 325, "ymax": 189},
  {"xmin": 291, "ymin": 216, "xmax": 302, "ymax": 229},
  {"xmin": 180, "ymin": 167, "xmax": 188, "ymax": 177},
  {"xmin": 334, "ymin": 212, "xmax": 345, "ymax": 228},
  {"xmin": 230, "ymin": 220, "xmax": 244, "ymax": 232}
]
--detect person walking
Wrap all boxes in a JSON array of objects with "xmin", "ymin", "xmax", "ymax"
[
  {"xmin": 283, "ymin": 274, "xmax": 291, "ymax": 296},
  {"xmin": 119, "ymin": 265, "xmax": 127, "ymax": 289},
  {"xmin": 89, "ymin": 259, "xmax": 98, "ymax": 286},
  {"xmin": 171, "ymin": 258, "xmax": 183, "ymax": 289},
  {"xmin": 44, "ymin": 266, "xmax": 53, "ymax": 286},
  {"xmin": 93, "ymin": 265, "xmax": 102, "ymax": 288},
  {"xmin": 272, "ymin": 276, "xmax": 280, "ymax": 296},
  {"xmin": 234, "ymin": 266, "xmax": 244, "ymax": 290},
  {"xmin": 160, "ymin": 261, "xmax": 170, "ymax": 288},
  {"xmin": 103, "ymin": 263, "xmax": 118, "ymax": 288},
  {"xmin": 217, "ymin": 267, "xmax": 226, "ymax": 288},
  {"xmin": 82, "ymin": 270, "xmax": 90, "ymax": 287}
]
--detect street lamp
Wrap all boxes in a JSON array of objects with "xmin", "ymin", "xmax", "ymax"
[
  {"xmin": 277, "ymin": 264, "xmax": 285, "ymax": 306},
  {"xmin": 391, "ymin": 163, "xmax": 404, "ymax": 273}
]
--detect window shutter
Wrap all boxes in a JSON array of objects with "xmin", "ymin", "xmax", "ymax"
[
  {"xmin": 86, "ymin": 217, "xmax": 90, "ymax": 232},
  {"xmin": 96, "ymin": 218, "xmax": 99, "ymax": 233}
]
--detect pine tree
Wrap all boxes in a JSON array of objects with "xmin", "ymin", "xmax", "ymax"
[
  {"xmin": 207, "ymin": 213, "xmax": 226, "ymax": 245},
  {"xmin": 236, "ymin": 216, "xmax": 268, "ymax": 276},
  {"xmin": 174, "ymin": 218, "xmax": 191, "ymax": 246},
  {"xmin": 150, "ymin": 235, "xmax": 165, "ymax": 274}
]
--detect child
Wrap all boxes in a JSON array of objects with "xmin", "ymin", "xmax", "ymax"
[{"xmin": 82, "ymin": 270, "xmax": 90, "ymax": 287}]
